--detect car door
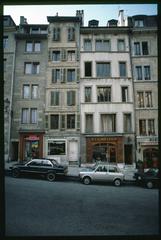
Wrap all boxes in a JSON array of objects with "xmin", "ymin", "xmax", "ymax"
[
  {"xmin": 93, "ymin": 165, "xmax": 108, "ymax": 181},
  {"xmin": 107, "ymin": 166, "xmax": 119, "ymax": 182},
  {"xmin": 25, "ymin": 159, "xmax": 41, "ymax": 174}
]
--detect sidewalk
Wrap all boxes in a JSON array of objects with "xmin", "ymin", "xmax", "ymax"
[{"xmin": 4, "ymin": 161, "xmax": 135, "ymax": 181}]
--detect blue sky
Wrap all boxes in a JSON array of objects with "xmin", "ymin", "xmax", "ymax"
[{"xmin": 4, "ymin": 4, "xmax": 157, "ymax": 26}]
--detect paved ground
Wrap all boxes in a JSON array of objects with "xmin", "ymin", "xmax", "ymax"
[{"xmin": 5, "ymin": 176, "xmax": 159, "ymax": 236}]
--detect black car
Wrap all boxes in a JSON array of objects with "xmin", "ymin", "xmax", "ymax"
[
  {"xmin": 10, "ymin": 158, "xmax": 68, "ymax": 182},
  {"xmin": 133, "ymin": 168, "xmax": 159, "ymax": 189}
]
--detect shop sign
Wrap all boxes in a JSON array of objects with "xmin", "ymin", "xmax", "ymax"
[
  {"xmin": 25, "ymin": 135, "xmax": 39, "ymax": 141},
  {"xmin": 141, "ymin": 142, "xmax": 158, "ymax": 146},
  {"xmin": 90, "ymin": 137, "xmax": 118, "ymax": 142}
]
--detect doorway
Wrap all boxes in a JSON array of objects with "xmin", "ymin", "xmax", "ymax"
[{"xmin": 124, "ymin": 144, "xmax": 133, "ymax": 165}]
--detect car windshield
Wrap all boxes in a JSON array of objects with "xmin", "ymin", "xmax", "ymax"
[{"xmin": 51, "ymin": 159, "xmax": 59, "ymax": 166}]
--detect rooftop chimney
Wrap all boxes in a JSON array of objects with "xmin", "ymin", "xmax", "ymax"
[
  {"xmin": 118, "ymin": 10, "xmax": 125, "ymax": 26},
  {"xmin": 20, "ymin": 16, "xmax": 28, "ymax": 25},
  {"xmin": 76, "ymin": 10, "xmax": 84, "ymax": 26}
]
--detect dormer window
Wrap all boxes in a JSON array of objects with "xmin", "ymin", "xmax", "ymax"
[{"xmin": 134, "ymin": 19, "xmax": 144, "ymax": 27}]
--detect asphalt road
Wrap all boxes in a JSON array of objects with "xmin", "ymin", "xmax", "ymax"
[{"xmin": 5, "ymin": 176, "xmax": 159, "ymax": 236}]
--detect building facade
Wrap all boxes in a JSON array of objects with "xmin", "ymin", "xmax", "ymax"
[
  {"xmin": 129, "ymin": 14, "xmax": 158, "ymax": 168},
  {"xmin": 3, "ymin": 11, "xmax": 158, "ymax": 169},
  {"xmin": 80, "ymin": 18, "xmax": 135, "ymax": 168},
  {"xmin": 10, "ymin": 17, "xmax": 48, "ymax": 161},
  {"xmin": 4, "ymin": 16, "xmax": 17, "ymax": 162}
]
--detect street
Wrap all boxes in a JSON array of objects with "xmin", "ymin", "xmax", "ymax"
[{"xmin": 5, "ymin": 176, "xmax": 159, "ymax": 236}]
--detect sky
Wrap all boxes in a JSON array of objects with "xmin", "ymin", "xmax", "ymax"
[{"xmin": 3, "ymin": 4, "xmax": 157, "ymax": 26}]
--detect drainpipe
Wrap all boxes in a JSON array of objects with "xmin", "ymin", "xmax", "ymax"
[
  {"xmin": 128, "ymin": 28, "xmax": 137, "ymax": 168},
  {"xmin": 8, "ymin": 34, "xmax": 16, "ymax": 162}
]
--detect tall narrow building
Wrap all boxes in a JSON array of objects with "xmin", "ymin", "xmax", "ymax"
[{"xmin": 44, "ymin": 11, "xmax": 83, "ymax": 165}]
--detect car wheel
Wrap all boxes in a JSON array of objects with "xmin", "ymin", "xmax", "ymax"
[
  {"xmin": 83, "ymin": 176, "xmax": 91, "ymax": 185},
  {"xmin": 46, "ymin": 172, "xmax": 56, "ymax": 182},
  {"xmin": 146, "ymin": 181, "xmax": 153, "ymax": 189},
  {"xmin": 114, "ymin": 179, "xmax": 121, "ymax": 187},
  {"xmin": 12, "ymin": 169, "xmax": 20, "ymax": 178}
]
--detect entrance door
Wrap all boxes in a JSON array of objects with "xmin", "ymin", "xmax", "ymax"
[
  {"xmin": 124, "ymin": 144, "xmax": 133, "ymax": 165},
  {"xmin": 11, "ymin": 142, "xmax": 18, "ymax": 161},
  {"xmin": 68, "ymin": 141, "xmax": 78, "ymax": 162}
]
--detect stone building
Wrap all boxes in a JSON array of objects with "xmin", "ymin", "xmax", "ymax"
[
  {"xmin": 128, "ymin": 14, "xmax": 158, "ymax": 168},
  {"xmin": 79, "ymin": 14, "xmax": 135, "ymax": 168},
  {"xmin": 44, "ymin": 11, "xmax": 83, "ymax": 165},
  {"xmin": 10, "ymin": 17, "xmax": 48, "ymax": 161},
  {"xmin": 3, "ymin": 15, "xmax": 17, "ymax": 162}
]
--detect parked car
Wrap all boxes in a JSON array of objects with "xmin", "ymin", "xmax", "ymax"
[
  {"xmin": 10, "ymin": 158, "xmax": 68, "ymax": 182},
  {"xmin": 79, "ymin": 163, "xmax": 124, "ymax": 186},
  {"xmin": 133, "ymin": 168, "xmax": 159, "ymax": 189}
]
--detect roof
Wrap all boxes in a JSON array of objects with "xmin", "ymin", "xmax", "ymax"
[{"xmin": 47, "ymin": 16, "xmax": 81, "ymax": 23}]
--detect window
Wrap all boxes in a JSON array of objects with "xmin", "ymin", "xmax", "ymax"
[
  {"xmin": 67, "ymin": 69, "xmax": 75, "ymax": 82},
  {"xmin": 52, "ymin": 69, "xmax": 61, "ymax": 83},
  {"xmin": 145, "ymin": 91, "xmax": 153, "ymax": 107},
  {"xmin": 52, "ymin": 51, "xmax": 60, "ymax": 61},
  {"xmin": 48, "ymin": 140, "xmax": 66, "ymax": 155},
  {"xmin": 26, "ymin": 41, "xmax": 41, "ymax": 52},
  {"xmin": 51, "ymin": 91, "xmax": 59, "ymax": 106},
  {"xmin": 97, "ymin": 87, "xmax": 111, "ymax": 102},
  {"xmin": 134, "ymin": 42, "xmax": 141, "ymax": 55},
  {"xmin": 61, "ymin": 115, "xmax": 66, "ymax": 129},
  {"xmin": 23, "ymin": 85, "xmax": 30, "ymax": 99},
  {"xmin": 135, "ymin": 66, "xmax": 142, "ymax": 80},
  {"xmin": 25, "ymin": 62, "xmax": 40, "ymax": 74},
  {"xmin": 142, "ymin": 42, "xmax": 149, "ymax": 55},
  {"xmin": 148, "ymin": 119, "xmax": 155, "ymax": 135},
  {"xmin": 95, "ymin": 39, "xmax": 110, "ymax": 51},
  {"xmin": 53, "ymin": 28, "xmax": 60, "ymax": 41},
  {"xmin": 124, "ymin": 113, "xmax": 132, "ymax": 132},
  {"xmin": 119, "ymin": 62, "xmax": 126, "ymax": 77},
  {"xmin": 85, "ymin": 62, "xmax": 92, "ymax": 77},
  {"xmin": 118, "ymin": 39, "xmax": 125, "ymax": 51},
  {"xmin": 85, "ymin": 87, "xmax": 92, "ymax": 102},
  {"xmin": 31, "ymin": 85, "xmax": 38, "ymax": 99},
  {"xmin": 139, "ymin": 119, "xmax": 146, "ymax": 135},
  {"xmin": 31, "ymin": 108, "xmax": 37, "ymax": 124},
  {"xmin": 134, "ymin": 20, "xmax": 144, "ymax": 27},
  {"xmin": 137, "ymin": 92, "xmax": 144, "ymax": 107},
  {"xmin": 67, "ymin": 115, "xmax": 75, "ymax": 129},
  {"xmin": 50, "ymin": 115, "xmax": 59, "ymax": 129},
  {"xmin": 68, "ymin": 27, "xmax": 75, "ymax": 41},
  {"xmin": 144, "ymin": 66, "xmax": 151, "ymax": 80},
  {"xmin": 84, "ymin": 39, "xmax": 92, "ymax": 51},
  {"xmin": 96, "ymin": 63, "xmax": 111, "ymax": 77},
  {"xmin": 85, "ymin": 114, "xmax": 93, "ymax": 133},
  {"xmin": 67, "ymin": 91, "xmax": 75, "ymax": 106},
  {"xmin": 31, "ymin": 27, "xmax": 39, "ymax": 34},
  {"xmin": 101, "ymin": 114, "xmax": 116, "ymax": 132},
  {"xmin": 3, "ymin": 36, "xmax": 8, "ymax": 49},
  {"xmin": 67, "ymin": 51, "xmax": 75, "ymax": 61},
  {"xmin": 21, "ymin": 108, "xmax": 29, "ymax": 123},
  {"xmin": 122, "ymin": 87, "xmax": 128, "ymax": 102}
]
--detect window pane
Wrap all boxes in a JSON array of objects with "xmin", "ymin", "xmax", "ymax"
[
  {"xmin": 86, "ymin": 114, "xmax": 93, "ymax": 133},
  {"xmin": 118, "ymin": 39, "xmax": 125, "ymax": 51},
  {"xmin": 23, "ymin": 85, "xmax": 30, "ymax": 98},
  {"xmin": 96, "ymin": 63, "xmax": 110, "ymax": 77},
  {"xmin": 53, "ymin": 28, "xmax": 60, "ymax": 41},
  {"xmin": 21, "ymin": 108, "xmax": 29, "ymax": 123},
  {"xmin": 85, "ymin": 62, "xmax": 92, "ymax": 77},
  {"xmin": 67, "ymin": 51, "xmax": 75, "ymax": 61},
  {"xmin": 119, "ymin": 62, "xmax": 126, "ymax": 77},
  {"xmin": 31, "ymin": 108, "xmax": 37, "ymax": 123},
  {"xmin": 122, "ymin": 87, "xmax": 128, "ymax": 102},
  {"xmin": 139, "ymin": 119, "xmax": 146, "ymax": 135},
  {"xmin": 144, "ymin": 66, "xmax": 151, "ymax": 80},
  {"xmin": 148, "ymin": 119, "xmax": 155, "ymax": 135},
  {"xmin": 50, "ymin": 115, "xmax": 59, "ymax": 129},
  {"xmin": 32, "ymin": 85, "xmax": 38, "ymax": 99},
  {"xmin": 101, "ymin": 114, "xmax": 116, "ymax": 132},
  {"xmin": 34, "ymin": 42, "xmax": 41, "ymax": 52},
  {"xmin": 142, "ymin": 42, "xmax": 149, "ymax": 55},
  {"xmin": 25, "ymin": 63, "xmax": 32, "ymax": 74},
  {"xmin": 32, "ymin": 62, "xmax": 40, "ymax": 74},
  {"xmin": 26, "ymin": 42, "xmax": 32, "ymax": 52},
  {"xmin": 67, "ymin": 91, "xmax": 75, "ymax": 106},
  {"xmin": 145, "ymin": 91, "xmax": 153, "ymax": 107},
  {"xmin": 136, "ymin": 66, "xmax": 142, "ymax": 80},
  {"xmin": 3, "ymin": 36, "xmax": 8, "ymax": 49},
  {"xmin": 84, "ymin": 39, "xmax": 92, "ymax": 51},
  {"xmin": 97, "ymin": 87, "xmax": 111, "ymax": 102},
  {"xmin": 85, "ymin": 87, "xmax": 92, "ymax": 102},
  {"xmin": 137, "ymin": 92, "xmax": 144, "ymax": 107},
  {"xmin": 52, "ymin": 51, "xmax": 60, "ymax": 61},
  {"xmin": 51, "ymin": 92, "xmax": 59, "ymax": 106},
  {"xmin": 95, "ymin": 40, "xmax": 110, "ymax": 51},
  {"xmin": 134, "ymin": 42, "xmax": 141, "ymax": 55},
  {"xmin": 48, "ymin": 141, "xmax": 65, "ymax": 155},
  {"xmin": 67, "ymin": 115, "xmax": 75, "ymax": 129},
  {"xmin": 124, "ymin": 114, "xmax": 132, "ymax": 132},
  {"xmin": 67, "ymin": 69, "xmax": 75, "ymax": 82}
]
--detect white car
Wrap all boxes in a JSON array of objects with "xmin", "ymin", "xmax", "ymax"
[{"xmin": 79, "ymin": 163, "xmax": 124, "ymax": 186}]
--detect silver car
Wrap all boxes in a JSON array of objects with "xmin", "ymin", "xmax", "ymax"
[{"xmin": 79, "ymin": 163, "xmax": 124, "ymax": 186}]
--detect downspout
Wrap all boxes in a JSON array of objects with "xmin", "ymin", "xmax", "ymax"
[
  {"xmin": 8, "ymin": 32, "xmax": 16, "ymax": 162},
  {"xmin": 128, "ymin": 28, "xmax": 137, "ymax": 168}
]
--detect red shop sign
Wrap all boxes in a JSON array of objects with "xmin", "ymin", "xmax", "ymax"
[{"xmin": 25, "ymin": 135, "xmax": 39, "ymax": 141}]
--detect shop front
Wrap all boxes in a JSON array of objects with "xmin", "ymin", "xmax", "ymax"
[
  {"xmin": 19, "ymin": 131, "xmax": 44, "ymax": 161},
  {"xmin": 142, "ymin": 144, "xmax": 158, "ymax": 168},
  {"xmin": 86, "ymin": 136, "xmax": 124, "ymax": 164}
]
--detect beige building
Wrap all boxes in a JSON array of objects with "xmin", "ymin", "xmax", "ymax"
[
  {"xmin": 129, "ymin": 14, "xmax": 158, "ymax": 168},
  {"xmin": 44, "ymin": 11, "xmax": 83, "ymax": 165}
]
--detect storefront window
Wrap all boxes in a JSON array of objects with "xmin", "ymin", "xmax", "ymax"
[
  {"xmin": 143, "ymin": 148, "xmax": 158, "ymax": 168},
  {"xmin": 24, "ymin": 140, "xmax": 39, "ymax": 160},
  {"xmin": 48, "ymin": 140, "xmax": 66, "ymax": 155},
  {"xmin": 92, "ymin": 143, "xmax": 116, "ymax": 163}
]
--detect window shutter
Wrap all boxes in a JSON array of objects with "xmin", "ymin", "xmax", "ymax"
[
  {"xmin": 61, "ymin": 49, "xmax": 66, "ymax": 61},
  {"xmin": 77, "ymin": 68, "xmax": 80, "ymax": 82},
  {"xmin": 61, "ymin": 68, "xmax": 66, "ymax": 83},
  {"xmin": 77, "ymin": 114, "xmax": 80, "ymax": 130},
  {"xmin": 52, "ymin": 69, "xmax": 56, "ymax": 83},
  {"xmin": 48, "ymin": 50, "xmax": 51, "ymax": 61},
  {"xmin": 76, "ymin": 49, "xmax": 80, "ymax": 61}
]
